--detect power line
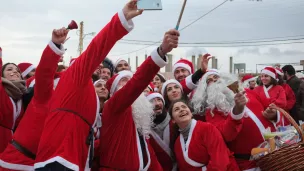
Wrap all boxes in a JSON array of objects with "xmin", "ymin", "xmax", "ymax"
[
  {"xmin": 109, "ymin": 0, "xmax": 229, "ymax": 57},
  {"xmin": 120, "ymin": 36, "xmax": 304, "ymax": 45}
]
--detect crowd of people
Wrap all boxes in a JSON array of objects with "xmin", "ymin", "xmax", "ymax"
[{"xmin": 0, "ymin": 0, "xmax": 303, "ymax": 171}]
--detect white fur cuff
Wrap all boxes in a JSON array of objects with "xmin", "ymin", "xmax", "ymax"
[
  {"xmin": 230, "ymin": 107, "xmax": 245, "ymax": 120},
  {"xmin": 118, "ymin": 10, "xmax": 134, "ymax": 32},
  {"xmin": 48, "ymin": 41, "xmax": 65, "ymax": 56}
]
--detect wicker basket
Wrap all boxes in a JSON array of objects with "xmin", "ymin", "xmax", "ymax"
[{"xmin": 256, "ymin": 108, "xmax": 304, "ymax": 171}]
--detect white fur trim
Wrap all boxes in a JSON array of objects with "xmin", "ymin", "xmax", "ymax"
[
  {"xmin": 110, "ymin": 70, "xmax": 133, "ymax": 96},
  {"xmin": 261, "ymin": 69, "xmax": 276, "ymax": 79},
  {"xmin": 161, "ymin": 79, "xmax": 183, "ymax": 95},
  {"xmin": 21, "ymin": 65, "xmax": 35, "ymax": 77},
  {"xmin": 275, "ymin": 69, "xmax": 283, "ymax": 76},
  {"xmin": 146, "ymin": 93, "xmax": 165, "ymax": 105},
  {"xmin": 271, "ymin": 110, "xmax": 281, "ymax": 130},
  {"xmin": 245, "ymin": 107, "xmax": 266, "ymax": 141},
  {"xmin": 118, "ymin": 10, "xmax": 134, "ymax": 32},
  {"xmin": 34, "ymin": 156, "xmax": 79, "ymax": 171},
  {"xmin": 243, "ymin": 77, "xmax": 257, "ymax": 83},
  {"xmin": 151, "ymin": 48, "xmax": 168, "ymax": 68},
  {"xmin": 0, "ymin": 159, "xmax": 34, "ymax": 171},
  {"xmin": 94, "ymin": 79, "xmax": 106, "ymax": 86},
  {"xmin": 180, "ymin": 120, "xmax": 206, "ymax": 167},
  {"xmin": 69, "ymin": 60, "xmax": 76, "ymax": 66},
  {"xmin": 185, "ymin": 74, "xmax": 197, "ymax": 90},
  {"xmin": 243, "ymin": 167, "xmax": 261, "ymax": 171},
  {"xmin": 230, "ymin": 107, "xmax": 245, "ymax": 120},
  {"xmin": 263, "ymin": 85, "xmax": 273, "ymax": 99},
  {"xmin": 29, "ymin": 79, "xmax": 36, "ymax": 88},
  {"xmin": 48, "ymin": 41, "xmax": 65, "ymax": 56},
  {"xmin": 114, "ymin": 58, "xmax": 127, "ymax": 69},
  {"xmin": 135, "ymin": 128, "xmax": 151, "ymax": 171},
  {"xmin": 10, "ymin": 98, "xmax": 22, "ymax": 129},
  {"xmin": 173, "ymin": 63, "xmax": 191, "ymax": 74}
]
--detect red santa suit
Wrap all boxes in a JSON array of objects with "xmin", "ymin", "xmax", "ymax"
[
  {"xmin": 99, "ymin": 51, "xmax": 167, "ymax": 170},
  {"xmin": 174, "ymin": 119, "xmax": 239, "ymax": 171},
  {"xmin": 0, "ymin": 59, "xmax": 23, "ymax": 153},
  {"xmin": 34, "ymin": 10, "xmax": 134, "ymax": 171},
  {"xmin": 0, "ymin": 41, "xmax": 64, "ymax": 171}
]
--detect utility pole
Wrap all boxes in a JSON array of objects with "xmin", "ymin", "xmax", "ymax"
[{"xmin": 78, "ymin": 21, "xmax": 84, "ymax": 56}]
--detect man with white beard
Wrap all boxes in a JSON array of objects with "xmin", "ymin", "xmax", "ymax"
[
  {"xmin": 146, "ymin": 92, "xmax": 176, "ymax": 171},
  {"xmin": 99, "ymin": 29, "xmax": 179, "ymax": 170},
  {"xmin": 192, "ymin": 70, "xmax": 284, "ymax": 171}
]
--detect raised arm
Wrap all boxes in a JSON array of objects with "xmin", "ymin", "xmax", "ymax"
[
  {"xmin": 0, "ymin": 47, "xmax": 2, "ymax": 84},
  {"xmin": 66, "ymin": 1, "xmax": 142, "ymax": 86},
  {"xmin": 34, "ymin": 28, "xmax": 68, "ymax": 103},
  {"xmin": 106, "ymin": 29, "xmax": 180, "ymax": 114}
]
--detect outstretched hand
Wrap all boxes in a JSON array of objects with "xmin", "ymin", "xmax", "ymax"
[
  {"xmin": 123, "ymin": 0, "xmax": 144, "ymax": 21},
  {"xmin": 52, "ymin": 27, "xmax": 69, "ymax": 45},
  {"xmin": 233, "ymin": 91, "xmax": 247, "ymax": 115},
  {"xmin": 200, "ymin": 54, "xmax": 213, "ymax": 73},
  {"xmin": 263, "ymin": 103, "xmax": 277, "ymax": 120},
  {"xmin": 160, "ymin": 29, "xmax": 180, "ymax": 55}
]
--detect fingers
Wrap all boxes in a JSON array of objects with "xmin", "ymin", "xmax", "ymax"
[
  {"xmin": 166, "ymin": 29, "xmax": 180, "ymax": 36},
  {"xmin": 53, "ymin": 27, "xmax": 68, "ymax": 37}
]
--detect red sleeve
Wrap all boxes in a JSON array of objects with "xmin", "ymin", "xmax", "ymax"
[
  {"xmin": 284, "ymin": 84, "xmax": 296, "ymax": 110},
  {"xmin": 205, "ymin": 109, "xmax": 243, "ymax": 142},
  {"xmin": 105, "ymin": 51, "xmax": 167, "ymax": 114},
  {"xmin": 0, "ymin": 57, "xmax": 2, "ymax": 84},
  {"xmin": 272, "ymin": 86, "xmax": 287, "ymax": 109},
  {"xmin": 202, "ymin": 123, "xmax": 232, "ymax": 171},
  {"xmin": 180, "ymin": 75, "xmax": 197, "ymax": 95},
  {"xmin": 65, "ymin": 11, "xmax": 133, "ymax": 85},
  {"xmin": 34, "ymin": 42, "xmax": 63, "ymax": 103}
]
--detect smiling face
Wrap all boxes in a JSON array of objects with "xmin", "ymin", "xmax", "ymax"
[
  {"xmin": 261, "ymin": 74, "xmax": 272, "ymax": 86},
  {"xmin": 174, "ymin": 67, "xmax": 190, "ymax": 82},
  {"xmin": 171, "ymin": 101, "xmax": 192, "ymax": 128},
  {"xmin": 151, "ymin": 97, "xmax": 164, "ymax": 115},
  {"xmin": 3, "ymin": 63, "xmax": 22, "ymax": 81},
  {"xmin": 166, "ymin": 83, "xmax": 182, "ymax": 102},
  {"xmin": 206, "ymin": 74, "xmax": 219, "ymax": 85},
  {"xmin": 116, "ymin": 60, "xmax": 130, "ymax": 73},
  {"xmin": 153, "ymin": 75, "xmax": 162, "ymax": 88},
  {"xmin": 95, "ymin": 81, "xmax": 109, "ymax": 100},
  {"xmin": 100, "ymin": 68, "xmax": 111, "ymax": 81}
]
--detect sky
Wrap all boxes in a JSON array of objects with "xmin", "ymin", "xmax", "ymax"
[{"xmin": 1, "ymin": 0, "xmax": 304, "ymax": 73}]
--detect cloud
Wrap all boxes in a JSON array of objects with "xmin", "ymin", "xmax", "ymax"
[
  {"xmin": 236, "ymin": 47, "xmax": 261, "ymax": 55},
  {"xmin": 265, "ymin": 47, "xmax": 304, "ymax": 57}
]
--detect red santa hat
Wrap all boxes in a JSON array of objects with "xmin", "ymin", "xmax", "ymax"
[
  {"xmin": 146, "ymin": 92, "xmax": 165, "ymax": 104},
  {"xmin": 114, "ymin": 58, "xmax": 128, "ymax": 69},
  {"xmin": 241, "ymin": 74, "xmax": 256, "ymax": 83},
  {"xmin": 147, "ymin": 82, "xmax": 155, "ymax": 92},
  {"xmin": 18, "ymin": 63, "xmax": 36, "ymax": 77},
  {"xmin": 69, "ymin": 58, "xmax": 77, "ymax": 66},
  {"xmin": 94, "ymin": 79, "xmax": 106, "ymax": 86},
  {"xmin": 173, "ymin": 59, "xmax": 194, "ymax": 74},
  {"xmin": 275, "ymin": 68, "xmax": 284, "ymax": 76},
  {"xmin": 261, "ymin": 67, "xmax": 277, "ymax": 80},
  {"xmin": 161, "ymin": 79, "xmax": 183, "ymax": 95},
  {"xmin": 106, "ymin": 70, "xmax": 133, "ymax": 96}
]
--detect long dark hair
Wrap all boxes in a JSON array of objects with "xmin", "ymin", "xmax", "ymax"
[
  {"xmin": 259, "ymin": 77, "xmax": 278, "ymax": 86},
  {"xmin": 168, "ymin": 99, "xmax": 192, "ymax": 155},
  {"xmin": 163, "ymin": 85, "xmax": 189, "ymax": 110},
  {"xmin": 2, "ymin": 63, "xmax": 22, "ymax": 79}
]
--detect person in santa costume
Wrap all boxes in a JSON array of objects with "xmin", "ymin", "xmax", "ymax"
[
  {"xmin": 114, "ymin": 58, "xmax": 130, "ymax": 73},
  {"xmin": 192, "ymin": 71, "xmax": 285, "ymax": 171},
  {"xmin": 0, "ymin": 27, "xmax": 68, "ymax": 171},
  {"xmin": 99, "ymin": 26, "xmax": 180, "ymax": 170},
  {"xmin": 17, "ymin": 62, "xmax": 36, "ymax": 80},
  {"xmin": 100, "ymin": 58, "xmax": 114, "ymax": 81},
  {"xmin": 146, "ymin": 92, "xmax": 177, "ymax": 171},
  {"xmin": 168, "ymin": 100, "xmax": 240, "ymax": 171},
  {"xmin": 34, "ymin": 1, "xmax": 142, "ymax": 170},
  {"xmin": 153, "ymin": 73, "xmax": 166, "ymax": 92},
  {"xmin": 241, "ymin": 74, "xmax": 257, "ymax": 91},
  {"xmin": 0, "ymin": 51, "xmax": 26, "ymax": 153},
  {"xmin": 254, "ymin": 67, "xmax": 287, "ymax": 110},
  {"xmin": 143, "ymin": 82, "xmax": 155, "ymax": 95},
  {"xmin": 275, "ymin": 67, "xmax": 296, "ymax": 113}
]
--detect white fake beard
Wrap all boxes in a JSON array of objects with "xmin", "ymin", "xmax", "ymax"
[
  {"xmin": 206, "ymin": 79, "xmax": 235, "ymax": 116},
  {"xmin": 131, "ymin": 93, "xmax": 155, "ymax": 138},
  {"xmin": 191, "ymin": 76, "xmax": 208, "ymax": 114}
]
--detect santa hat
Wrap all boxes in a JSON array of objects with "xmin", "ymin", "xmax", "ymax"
[
  {"xmin": 156, "ymin": 73, "xmax": 166, "ymax": 82},
  {"xmin": 114, "ymin": 58, "xmax": 128, "ymax": 69},
  {"xmin": 148, "ymin": 82, "xmax": 155, "ymax": 92},
  {"xmin": 146, "ymin": 92, "xmax": 165, "ymax": 104},
  {"xmin": 106, "ymin": 70, "xmax": 133, "ymax": 96},
  {"xmin": 275, "ymin": 68, "xmax": 284, "ymax": 76},
  {"xmin": 161, "ymin": 79, "xmax": 183, "ymax": 95},
  {"xmin": 261, "ymin": 67, "xmax": 277, "ymax": 80},
  {"xmin": 94, "ymin": 79, "xmax": 106, "ymax": 86},
  {"xmin": 18, "ymin": 63, "xmax": 36, "ymax": 77},
  {"xmin": 173, "ymin": 59, "xmax": 194, "ymax": 74},
  {"xmin": 241, "ymin": 74, "xmax": 256, "ymax": 83},
  {"xmin": 69, "ymin": 58, "xmax": 77, "ymax": 66}
]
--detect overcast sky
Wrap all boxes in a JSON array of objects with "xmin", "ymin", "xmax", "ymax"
[{"xmin": 1, "ymin": 0, "xmax": 304, "ymax": 73}]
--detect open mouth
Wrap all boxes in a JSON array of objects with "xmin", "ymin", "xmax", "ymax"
[{"xmin": 179, "ymin": 112, "xmax": 188, "ymax": 118}]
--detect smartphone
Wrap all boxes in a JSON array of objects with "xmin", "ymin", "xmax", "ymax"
[{"xmin": 137, "ymin": 0, "xmax": 163, "ymax": 10}]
